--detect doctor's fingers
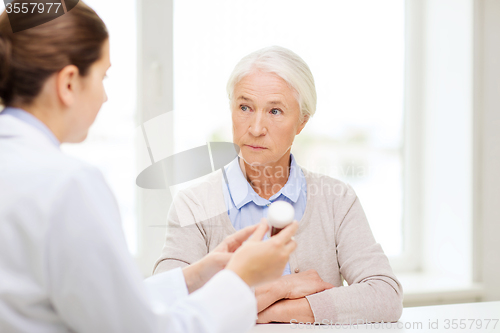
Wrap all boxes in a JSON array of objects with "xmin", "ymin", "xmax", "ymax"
[
  {"xmin": 271, "ymin": 221, "xmax": 299, "ymax": 245},
  {"xmin": 223, "ymin": 224, "xmax": 259, "ymax": 252},
  {"xmin": 248, "ymin": 218, "xmax": 269, "ymax": 242},
  {"xmin": 283, "ymin": 238, "xmax": 298, "ymax": 255},
  {"xmin": 209, "ymin": 252, "xmax": 233, "ymax": 268}
]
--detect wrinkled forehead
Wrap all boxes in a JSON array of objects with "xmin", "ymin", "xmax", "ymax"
[{"xmin": 232, "ymin": 69, "xmax": 300, "ymax": 104}]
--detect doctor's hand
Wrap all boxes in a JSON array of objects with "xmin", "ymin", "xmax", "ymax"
[
  {"xmin": 182, "ymin": 224, "xmax": 259, "ymax": 293},
  {"xmin": 226, "ymin": 218, "xmax": 299, "ymax": 287}
]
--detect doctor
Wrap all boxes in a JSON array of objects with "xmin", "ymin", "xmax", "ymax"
[{"xmin": 0, "ymin": 2, "xmax": 298, "ymax": 333}]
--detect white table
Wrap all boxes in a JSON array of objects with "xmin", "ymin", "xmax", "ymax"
[{"xmin": 251, "ymin": 301, "xmax": 500, "ymax": 332}]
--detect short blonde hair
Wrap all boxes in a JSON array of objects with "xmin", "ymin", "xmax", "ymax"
[{"xmin": 226, "ymin": 46, "xmax": 317, "ymax": 122}]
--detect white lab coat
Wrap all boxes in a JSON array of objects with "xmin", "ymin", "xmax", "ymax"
[{"xmin": 0, "ymin": 114, "xmax": 257, "ymax": 333}]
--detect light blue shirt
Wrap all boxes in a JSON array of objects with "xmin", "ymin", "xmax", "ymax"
[
  {"xmin": 0, "ymin": 107, "xmax": 60, "ymax": 147},
  {"xmin": 221, "ymin": 153, "xmax": 307, "ymax": 276}
]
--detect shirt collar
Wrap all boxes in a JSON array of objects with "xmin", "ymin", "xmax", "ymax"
[
  {"xmin": 224, "ymin": 153, "xmax": 305, "ymax": 209},
  {"xmin": 0, "ymin": 107, "xmax": 60, "ymax": 148}
]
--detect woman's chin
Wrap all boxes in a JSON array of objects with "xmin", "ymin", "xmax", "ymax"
[
  {"xmin": 241, "ymin": 153, "xmax": 278, "ymax": 167},
  {"xmin": 241, "ymin": 154, "xmax": 264, "ymax": 166}
]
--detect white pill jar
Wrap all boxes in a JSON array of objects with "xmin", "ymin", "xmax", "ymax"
[{"xmin": 267, "ymin": 201, "xmax": 295, "ymax": 236}]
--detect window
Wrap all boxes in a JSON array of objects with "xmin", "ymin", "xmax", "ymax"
[{"xmin": 61, "ymin": 0, "xmax": 138, "ymax": 255}]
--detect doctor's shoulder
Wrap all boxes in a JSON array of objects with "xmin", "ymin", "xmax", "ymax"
[
  {"xmin": 10, "ymin": 148, "xmax": 117, "ymax": 214},
  {"xmin": 45, "ymin": 153, "xmax": 117, "ymax": 206},
  {"xmin": 0, "ymin": 148, "xmax": 120, "ymax": 234}
]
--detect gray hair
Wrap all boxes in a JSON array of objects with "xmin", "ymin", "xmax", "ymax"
[{"xmin": 226, "ymin": 46, "xmax": 317, "ymax": 122}]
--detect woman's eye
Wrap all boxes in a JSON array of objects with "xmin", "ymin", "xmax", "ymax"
[
  {"xmin": 270, "ymin": 108, "xmax": 282, "ymax": 115},
  {"xmin": 240, "ymin": 105, "xmax": 250, "ymax": 112}
]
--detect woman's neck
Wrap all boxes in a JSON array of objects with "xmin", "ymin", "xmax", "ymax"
[{"xmin": 239, "ymin": 153, "xmax": 291, "ymax": 200}]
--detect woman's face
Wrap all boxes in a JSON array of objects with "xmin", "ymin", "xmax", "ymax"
[
  {"xmin": 67, "ymin": 39, "xmax": 110, "ymax": 143},
  {"xmin": 231, "ymin": 70, "xmax": 308, "ymax": 166}
]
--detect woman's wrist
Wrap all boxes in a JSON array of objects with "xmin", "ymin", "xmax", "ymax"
[
  {"xmin": 255, "ymin": 277, "xmax": 289, "ymax": 312},
  {"xmin": 280, "ymin": 276, "xmax": 292, "ymax": 299},
  {"xmin": 268, "ymin": 277, "xmax": 289, "ymax": 300}
]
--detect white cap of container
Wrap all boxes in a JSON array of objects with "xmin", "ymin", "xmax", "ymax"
[{"xmin": 267, "ymin": 201, "xmax": 295, "ymax": 229}]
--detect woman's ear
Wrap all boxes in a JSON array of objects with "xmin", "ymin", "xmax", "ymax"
[
  {"xmin": 296, "ymin": 114, "xmax": 309, "ymax": 135},
  {"xmin": 56, "ymin": 65, "xmax": 80, "ymax": 107}
]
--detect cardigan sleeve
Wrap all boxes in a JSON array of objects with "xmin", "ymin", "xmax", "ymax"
[
  {"xmin": 305, "ymin": 184, "xmax": 403, "ymax": 324},
  {"xmin": 152, "ymin": 190, "xmax": 209, "ymax": 275}
]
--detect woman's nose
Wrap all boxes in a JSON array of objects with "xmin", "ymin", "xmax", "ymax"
[{"xmin": 248, "ymin": 111, "xmax": 267, "ymax": 136}]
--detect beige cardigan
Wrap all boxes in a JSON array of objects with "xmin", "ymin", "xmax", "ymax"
[{"xmin": 153, "ymin": 168, "xmax": 403, "ymax": 324}]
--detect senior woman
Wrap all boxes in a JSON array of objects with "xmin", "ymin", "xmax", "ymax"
[{"xmin": 154, "ymin": 46, "xmax": 403, "ymax": 325}]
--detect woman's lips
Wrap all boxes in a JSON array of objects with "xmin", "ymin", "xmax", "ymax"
[{"xmin": 245, "ymin": 144, "xmax": 267, "ymax": 150}]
